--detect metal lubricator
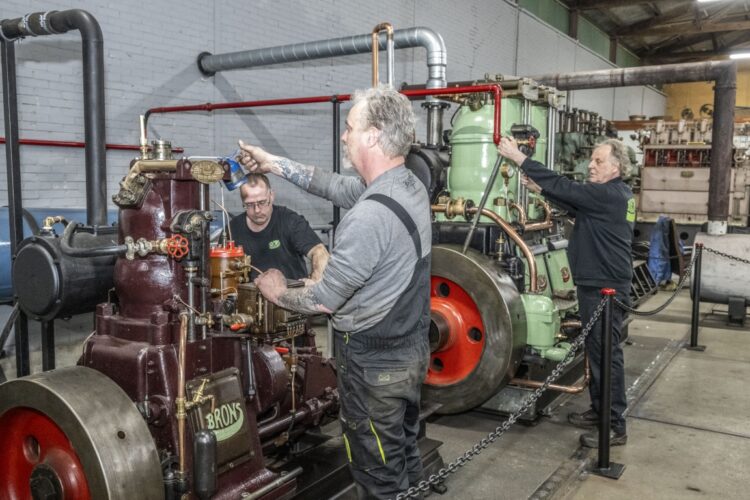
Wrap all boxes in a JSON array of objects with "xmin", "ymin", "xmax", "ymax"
[
  {"xmin": 225, "ymin": 281, "xmax": 307, "ymax": 340},
  {"xmin": 510, "ymin": 123, "xmax": 540, "ymax": 157}
]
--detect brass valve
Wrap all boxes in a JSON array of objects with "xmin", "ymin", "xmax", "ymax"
[
  {"xmin": 185, "ymin": 378, "xmax": 215, "ymax": 412},
  {"xmin": 124, "ymin": 234, "xmax": 189, "ymax": 260},
  {"xmin": 443, "ymin": 197, "xmax": 475, "ymax": 221},
  {"xmin": 41, "ymin": 216, "xmax": 68, "ymax": 234}
]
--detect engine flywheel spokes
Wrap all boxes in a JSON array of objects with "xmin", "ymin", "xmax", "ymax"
[
  {"xmin": 0, "ymin": 407, "xmax": 90, "ymax": 499},
  {"xmin": 428, "ymin": 276, "xmax": 485, "ymax": 386},
  {"xmin": 0, "ymin": 366, "xmax": 165, "ymax": 499},
  {"xmin": 422, "ymin": 245, "xmax": 526, "ymax": 414}
]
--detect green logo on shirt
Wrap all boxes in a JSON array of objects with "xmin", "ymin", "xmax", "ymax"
[
  {"xmin": 626, "ymin": 198, "xmax": 636, "ymax": 222},
  {"xmin": 268, "ymin": 239, "xmax": 281, "ymax": 250}
]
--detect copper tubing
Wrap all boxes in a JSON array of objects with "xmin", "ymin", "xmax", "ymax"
[
  {"xmin": 431, "ymin": 204, "xmax": 538, "ymax": 292},
  {"xmin": 561, "ymin": 320, "xmax": 582, "ymax": 329},
  {"xmin": 510, "ymin": 353, "xmax": 590, "ymax": 394},
  {"xmin": 509, "ymin": 202, "xmax": 527, "ymax": 226},
  {"xmin": 176, "ymin": 312, "xmax": 189, "ymax": 477},
  {"xmin": 524, "ymin": 199, "xmax": 553, "ymax": 232},
  {"xmin": 131, "ymin": 159, "xmax": 179, "ymax": 173},
  {"xmin": 371, "ymin": 23, "xmax": 394, "ymax": 87},
  {"xmin": 511, "ymin": 199, "xmax": 554, "ymax": 232}
]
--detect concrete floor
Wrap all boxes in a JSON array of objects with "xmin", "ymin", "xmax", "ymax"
[{"xmin": 1, "ymin": 290, "xmax": 748, "ymax": 499}]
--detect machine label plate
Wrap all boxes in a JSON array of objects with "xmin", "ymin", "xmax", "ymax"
[{"xmin": 187, "ymin": 367, "xmax": 253, "ymax": 470}]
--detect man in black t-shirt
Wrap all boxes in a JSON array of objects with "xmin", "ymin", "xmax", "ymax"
[{"xmin": 229, "ymin": 174, "xmax": 329, "ymax": 282}]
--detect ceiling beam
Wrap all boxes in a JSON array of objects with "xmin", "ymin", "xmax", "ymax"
[
  {"xmin": 615, "ymin": 8, "xmax": 691, "ymax": 36},
  {"xmin": 644, "ymin": 49, "xmax": 744, "ymax": 64},
  {"xmin": 644, "ymin": 32, "xmax": 750, "ymax": 63},
  {"xmin": 566, "ymin": 0, "xmax": 662, "ymax": 10},
  {"xmin": 641, "ymin": 33, "xmax": 714, "ymax": 57},
  {"xmin": 635, "ymin": 19, "xmax": 750, "ymax": 37}
]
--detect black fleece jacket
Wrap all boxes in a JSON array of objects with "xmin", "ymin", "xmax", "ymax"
[{"xmin": 520, "ymin": 158, "xmax": 635, "ymax": 290}]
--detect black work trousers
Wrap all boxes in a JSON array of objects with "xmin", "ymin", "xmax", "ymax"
[
  {"xmin": 334, "ymin": 333, "xmax": 430, "ymax": 499},
  {"xmin": 577, "ymin": 285, "xmax": 628, "ymax": 434}
]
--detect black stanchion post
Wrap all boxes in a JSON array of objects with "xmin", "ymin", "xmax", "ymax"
[
  {"xmin": 592, "ymin": 288, "xmax": 625, "ymax": 479},
  {"xmin": 688, "ymin": 242, "xmax": 706, "ymax": 351},
  {"xmin": 331, "ymin": 96, "xmax": 341, "ymax": 233}
]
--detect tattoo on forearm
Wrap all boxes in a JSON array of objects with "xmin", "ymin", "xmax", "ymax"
[
  {"xmin": 277, "ymin": 287, "xmax": 326, "ymax": 315},
  {"xmin": 273, "ymin": 158, "xmax": 314, "ymax": 190}
]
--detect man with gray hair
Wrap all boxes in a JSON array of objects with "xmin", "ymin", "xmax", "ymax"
[
  {"xmin": 498, "ymin": 137, "xmax": 634, "ymax": 448},
  {"xmin": 237, "ymin": 85, "xmax": 431, "ymax": 499}
]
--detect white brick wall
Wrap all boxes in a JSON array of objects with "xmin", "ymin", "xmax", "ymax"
[{"xmin": 0, "ymin": 0, "xmax": 664, "ymax": 226}]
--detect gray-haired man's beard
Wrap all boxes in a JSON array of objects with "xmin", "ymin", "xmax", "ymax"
[{"xmin": 342, "ymin": 146, "xmax": 355, "ymax": 170}]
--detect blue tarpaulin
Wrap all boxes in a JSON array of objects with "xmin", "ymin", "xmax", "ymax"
[{"xmin": 647, "ymin": 216, "xmax": 673, "ymax": 284}]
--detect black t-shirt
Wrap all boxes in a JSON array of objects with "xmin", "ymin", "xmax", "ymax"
[{"xmin": 229, "ymin": 205, "xmax": 322, "ymax": 280}]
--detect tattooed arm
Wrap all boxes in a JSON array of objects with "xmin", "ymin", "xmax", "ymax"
[
  {"xmin": 255, "ymin": 269, "xmax": 333, "ymax": 315},
  {"xmin": 276, "ymin": 287, "xmax": 333, "ymax": 315},
  {"xmin": 237, "ymin": 140, "xmax": 315, "ymax": 190},
  {"xmin": 238, "ymin": 140, "xmax": 365, "ymax": 208}
]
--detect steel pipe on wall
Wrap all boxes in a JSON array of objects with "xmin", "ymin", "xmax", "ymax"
[
  {"xmin": 0, "ymin": 9, "xmax": 108, "ymax": 227},
  {"xmin": 197, "ymin": 27, "xmax": 448, "ymax": 145},
  {"xmin": 530, "ymin": 61, "xmax": 737, "ymax": 234}
]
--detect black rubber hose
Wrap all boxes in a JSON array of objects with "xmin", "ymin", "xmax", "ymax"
[{"xmin": 59, "ymin": 222, "xmax": 126, "ymax": 258}]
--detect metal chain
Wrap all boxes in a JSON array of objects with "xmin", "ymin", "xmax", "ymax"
[
  {"xmin": 614, "ymin": 252, "xmax": 696, "ymax": 316},
  {"xmin": 616, "ymin": 244, "xmax": 750, "ymax": 316},
  {"xmin": 703, "ymin": 246, "xmax": 750, "ymax": 265},
  {"xmin": 393, "ymin": 244, "xmax": 747, "ymax": 498},
  {"xmin": 394, "ymin": 298, "xmax": 609, "ymax": 500}
]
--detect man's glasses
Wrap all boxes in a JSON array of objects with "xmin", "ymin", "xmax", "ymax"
[{"xmin": 243, "ymin": 198, "xmax": 271, "ymax": 210}]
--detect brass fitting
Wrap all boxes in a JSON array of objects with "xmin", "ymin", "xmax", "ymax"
[
  {"xmin": 41, "ymin": 216, "xmax": 68, "ymax": 233},
  {"xmin": 124, "ymin": 236, "xmax": 170, "ymax": 260},
  {"xmin": 444, "ymin": 197, "xmax": 468, "ymax": 219},
  {"xmin": 186, "ymin": 378, "xmax": 215, "ymax": 412}
]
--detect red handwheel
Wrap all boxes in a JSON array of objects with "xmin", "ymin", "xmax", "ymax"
[{"xmin": 166, "ymin": 234, "xmax": 189, "ymax": 259}]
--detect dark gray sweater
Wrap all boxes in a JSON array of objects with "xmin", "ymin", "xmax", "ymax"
[{"xmin": 308, "ymin": 165, "xmax": 431, "ymax": 333}]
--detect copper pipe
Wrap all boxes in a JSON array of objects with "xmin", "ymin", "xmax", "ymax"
[
  {"xmin": 431, "ymin": 204, "xmax": 538, "ymax": 292},
  {"xmin": 510, "ymin": 353, "xmax": 590, "ymax": 394},
  {"xmin": 176, "ymin": 312, "xmax": 189, "ymax": 477},
  {"xmin": 510, "ymin": 199, "xmax": 553, "ymax": 232},
  {"xmin": 509, "ymin": 202, "xmax": 527, "ymax": 226},
  {"xmin": 371, "ymin": 23, "xmax": 394, "ymax": 87},
  {"xmin": 561, "ymin": 320, "xmax": 582, "ymax": 329},
  {"xmin": 131, "ymin": 159, "xmax": 178, "ymax": 173},
  {"xmin": 513, "ymin": 198, "xmax": 551, "ymax": 232},
  {"xmin": 472, "ymin": 207, "xmax": 539, "ymax": 294},
  {"xmin": 524, "ymin": 199, "xmax": 553, "ymax": 232}
]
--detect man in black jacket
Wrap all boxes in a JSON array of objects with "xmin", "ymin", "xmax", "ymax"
[{"xmin": 498, "ymin": 137, "xmax": 634, "ymax": 447}]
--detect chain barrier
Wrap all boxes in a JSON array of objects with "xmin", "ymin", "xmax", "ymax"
[
  {"xmin": 616, "ymin": 245, "xmax": 750, "ymax": 316},
  {"xmin": 703, "ymin": 246, "xmax": 750, "ymax": 266},
  {"xmin": 394, "ymin": 245, "xmax": 748, "ymax": 499},
  {"xmin": 394, "ymin": 297, "xmax": 609, "ymax": 500},
  {"xmin": 614, "ymin": 252, "xmax": 695, "ymax": 316}
]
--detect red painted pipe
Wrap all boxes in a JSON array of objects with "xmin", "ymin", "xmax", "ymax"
[
  {"xmin": 400, "ymin": 85, "xmax": 503, "ymax": 144},
  {"xmin": 0, "ymin": 137, "xmax": 184, "ymax": 153},
  {"xmin": 146, "ymin": 94, "xmax": 351, "ymax": 116},
  {"xmin": 145, "ymin": 84, "xmax": 504, "ymax": 144}
]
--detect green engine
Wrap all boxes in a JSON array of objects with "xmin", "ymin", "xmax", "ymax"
[{"xmin": 421, "ymin": 77, "xmax": 583, "ymax": 414}]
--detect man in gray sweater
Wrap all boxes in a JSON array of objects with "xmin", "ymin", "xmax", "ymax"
[{"xmin": 237, "ymin": 86, "xmax": 431, "ymax": 499}]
